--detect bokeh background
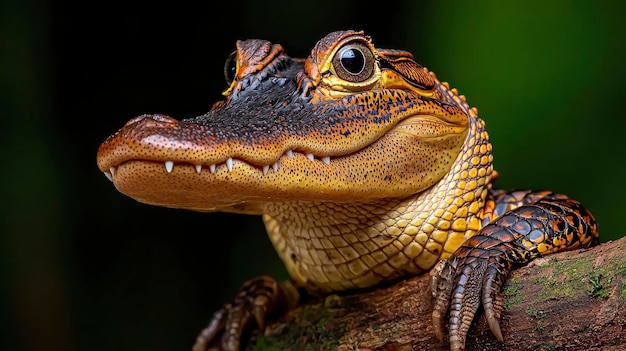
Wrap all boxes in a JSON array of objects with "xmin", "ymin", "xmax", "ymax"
[{"xmin": 2, "ymin": 1, "xmax": 625, "ymax": 350}]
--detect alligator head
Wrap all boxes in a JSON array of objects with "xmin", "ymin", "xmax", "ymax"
[{"xmin": 97, "ymin": 30, "xmax": 475, "ymax": 214}]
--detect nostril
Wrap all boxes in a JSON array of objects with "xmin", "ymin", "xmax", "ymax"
[
  {"xmin": 151, "ymin": 114, "xmax": 178, "ymax": 123},
  {"xmin": 124, "ymin": 114, "xmax": 178, "ymax": 126},
  {"xmin": 124, "ymin": 114, "xmax": 152, "ymax": 126}
]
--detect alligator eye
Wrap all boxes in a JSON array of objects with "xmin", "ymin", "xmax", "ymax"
[
  {"xmin": 332, "ymin": 41, "xmax": 375, "ymax": 83},
  {"xmin": 223, "ymin": 51, "xmax": 237, "ymax": 85}
]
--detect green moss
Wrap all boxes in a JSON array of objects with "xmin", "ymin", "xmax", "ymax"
[
  {"xmin": 503, "ymin": 276, "xmax": 524, "ymax": 309},
  {"xmin": 251, "ymin": 303, "xmax": 344, "ymax": 351},
  {"xmin": 525, "ymin": 303, "xmax": 546, "ymax": 335},
  {"xmin": 534, "ymin": 257, "xmax": 590, "ymax": 301},
  {"xmin": 616, "ymin": 262, "xmax": 626, "ymax": 275},
  {"xmin": 525, "ymin": 304, "xmax": 534, "ymax": 317},
  {"xmin": 618, "ymin": 281, "xmax": 626, "ymax": 300},
  {"xmin": 584, "ymin": 261, "xmax": 626, "ymax": 299},
  {"xmin": 587, "ymin": 272, "xmax": 611, "ymax": 299},
  {"xmin": 525, "ymin": 304, "xmax": 546, "ymax": 320},
  {"xmin": 530, "ymin": 254, "xmax": 626, "ymax": 302}
]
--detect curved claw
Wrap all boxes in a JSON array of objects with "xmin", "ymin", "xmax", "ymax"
[
  {"xmin": 447, "ymin": 258, "xmax": 488, "ymax": 350},
  {"xmin": 431, "ymin": 259, "xmax": 456, "ymax": 342},
  {"xmin": 193, "ymin": 308, "xmax": 228, "ymax": 351},
  {"xmin": 431, "ymin": 240, "xmax": 510, "ymax": 351},
  {"xmin": 192, "ymin": 275, "xmax": 301, "ymax": 351},
  {"xmin": 482, "ymin": 265, "xmax": 505, "ymax": 342}
]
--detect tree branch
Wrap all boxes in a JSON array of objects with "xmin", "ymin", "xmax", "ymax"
[{"xmin": 250, "ymin": 237, "xmax": 626, "ymax": 351}]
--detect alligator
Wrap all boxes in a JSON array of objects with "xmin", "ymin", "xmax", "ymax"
[{"xmin": 96, "ymin": 30, "xmax": 600, "ymax": 351}]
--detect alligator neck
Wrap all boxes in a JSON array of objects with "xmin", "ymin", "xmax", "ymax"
[{"xmin": 262, "ymin": 113, "xmax": 493, "ymax": 293}]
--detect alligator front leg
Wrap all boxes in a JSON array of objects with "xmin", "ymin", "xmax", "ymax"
[
  {"xmin": 431, "ymin": 194, "xmax": 599, "ymax": 351},
  {"xmin": 192, "ymin": 275, "xmax": 302, "ymax": 351}
]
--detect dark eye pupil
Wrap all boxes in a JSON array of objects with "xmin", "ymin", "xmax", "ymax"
[
  {"xmin": 340, "ymin": 48, "xmax": 365, "ymax": 74},
  {"xmin": 332, "ymin": 41, "xmax": 375, "ymax": 83}
]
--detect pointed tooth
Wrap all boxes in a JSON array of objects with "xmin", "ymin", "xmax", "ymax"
[
  {"xmin": 272, "ymin": 162, "xmax": 278, "ymax": 172},
  {"xmin": 109, "ymin": 167, "xmax": 116, "ymax": 176},
  {"xmin": 321, "ymin": 156, "xmax": 330, "ymax": 164},
  {"xmin": 226, "ymin": 158, "xmax": 233, "ymax": 171},
  {"xmin": 263, "ymin": 165, "xmax": 269, "ymax": 175},
  {"xmin": 306, "ymin": 153, "xmax": 314, "ymax": 161},
  {"xmin": 195, "ymin": 164, "xmax": 202, "ymax": 174},
  {"xmin": 210, "ymin": 164, "xmax": 216, "ymax": 174},
  {"xmin": 103, "ymin": 171, "xmax": 113, "ymax": 182},
  {"xmin": 286, "ymin": 150, "xmax": 294, "ymax": 158},
  {"xmin": 165, "ymin": 161, "xmax": 174, "ymax": 173}
]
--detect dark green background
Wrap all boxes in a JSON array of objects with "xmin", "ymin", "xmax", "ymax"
[{"xmin": 2, "ymin": 1, "xmax": 625, "ymax": 350}]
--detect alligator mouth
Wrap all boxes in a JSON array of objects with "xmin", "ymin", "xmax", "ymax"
[{"xmin": 103, "ymin": 149, "xmax": 332, "ymax": 181}]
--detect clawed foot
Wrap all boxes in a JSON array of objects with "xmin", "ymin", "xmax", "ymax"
[
  {"xmin": 431, "ymin": 236, "xmax": 510, "ymax": 351},
  {"xmin": 192, "ymin": 275, "xmax": 300, "ymax": 351}
]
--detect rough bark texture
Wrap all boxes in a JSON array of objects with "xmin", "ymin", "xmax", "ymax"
[{"xmin": 248, "ymin": 237, "xmax": 626, "ymax": 351}]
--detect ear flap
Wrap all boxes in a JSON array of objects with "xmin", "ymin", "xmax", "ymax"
[{"xmin": 378, "ymin": 49, "xmax": 436, "ymax": 91}]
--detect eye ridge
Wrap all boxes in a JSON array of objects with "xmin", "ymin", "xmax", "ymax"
[{"xmin": 332, "ymin": 41, "xmax": 375, "ymax": 83}]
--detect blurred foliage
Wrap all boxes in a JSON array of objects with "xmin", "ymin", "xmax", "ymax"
[
  {"xmin": 408, "ymin": 2, "xmax": 626, "ymax": 240},
  {"xmin": 1, "ymin": 1, "xmax": 624, "ymax": 350}
]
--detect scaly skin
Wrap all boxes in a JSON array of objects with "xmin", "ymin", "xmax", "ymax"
[{"xmin": 96, "ymin": 30, "xmax": 600, "ymax": 350}]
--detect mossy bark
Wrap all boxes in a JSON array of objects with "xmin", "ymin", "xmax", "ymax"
[{"xmin": 248, "ymin": 237, "xmax": 626, "ymax": 351}]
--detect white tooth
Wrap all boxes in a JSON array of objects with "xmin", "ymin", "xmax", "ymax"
[
  {"xmin": 226, "ymin": 158, "xmax": 233, "ymax": 171},
  {"xmin": 321, "ymin": 156, "xmax": 330, "ymax": 164},
  {"xmin": 109, "ymin": 167, "xmax": 116, "ymax": 176},
  {"xmin": 286, "ymin": 150, "xmax": 294, "ymax": 158},
  {"xmin": 210, "ymin": 164, "xmax": 216, "ymax": 174},
  {"xmin": 306, "ymin": 153, "xmax": 314, "ymax": 161},
  {"xmin": 263, "ymin": 165, "xmax": 269, "ymax": 175},
  {"xmin": 165, "ymin": 161, "xmax": 174, "ymax": 173},
  {"xmin": 272, "ymin": 162, "xmax": 278, "ymax": 172},
  {"xmin": 104, "ymin": 171, "xmax": 113, "ymax": 182},
  {"xmin": 195, "ymin": 165, "xmax": 202, "ymax": 174}
]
